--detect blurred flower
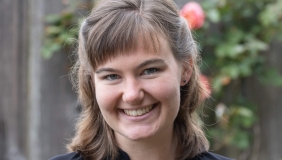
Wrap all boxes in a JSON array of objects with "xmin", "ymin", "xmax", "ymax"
[
  {"xmin": 221, "ymin": 76, "xmax": 231, "ymax": 86},
  {"xmin": 200, "ymin": 74, "xmax": 212, "ymax": 99},
  {"xmin": 215, "ymin": 103, "xmax": 227, "ymax": 118},
  {"xmin": 180, "ymin": 1, "xmax": 205, "ymax": 30}
]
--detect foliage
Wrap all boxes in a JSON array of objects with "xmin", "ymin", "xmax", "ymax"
[
  {"xmin": 42, "ymin": 11, "xmax": 78, "ymax": 58},
  {"xmin": 42, "ymin": 0, "xmax": 282, "ymax": 158},
  {"xmin": 41, "ymin": 0, "xmax": 95, "ymax": 58},
  {"xmin": 195, "ymin": 0, "xmax": 282, "ymax": 155}
]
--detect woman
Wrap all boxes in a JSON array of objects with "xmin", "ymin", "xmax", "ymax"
[{"xmin": 50, "ymin": 0, "xmax": 232, "ymax": 159}]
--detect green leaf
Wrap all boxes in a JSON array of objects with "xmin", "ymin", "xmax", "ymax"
[
  {"xmin": 45, "ymin": 26, "xmax": 63, "ymax": 35},
  {"xmin": 236, "ymin": 107, "xmax": 253, "ymax": 117},
  {"xmin": 61, "ymin": 12, "xmax": 74, "ymax": 21},
  {"xmin": 41, "ymin": 42, "xmax": 62, "ymax": 59},
  {"xmin": 207, "ymin": 9, "xmax": 221, "ymax": 23},
  {"xmin": 231, "ymin": 131, "xmax": 250, "ymax": 149},
  {"xmin": 221, "ymin": 64, "xmax": 240, "ymax": 78},
  {"xmin": 245, "ymin": 37, "xmax": 268, "ymax": 54},
  {"xmin": 238, "ymin": 58, "xmax": 256, "ymax": 77},
  {"xmin": 50, "ymin": 43, "xmax": 61, "ymax": 52},
  {"xmin": 259, "ymin": 69, "xmax": 282, "ymax": 86},
  {"xmin": 41, "ymin": 47, "xmax": 53, "ymax": 59},
  {"xmin": 259, "ymin": 1, "xmax": 282, "ymax": 27},
  {"xmin": 216, "ymin": 44, "xmax": 245, "ymax": 59},
  {"xmin": 212, "ymin": 76, "xmax": 224, "ymax": 93},
  {"xmin": 228, "ymin": 28, "xmax": 244, "ymax": 44},
  {"xmin": 229, "ymin": 105, "xmax": 256, "ymax": 128},
  {"xmin": 45, "ymin": 14, "xmax": 62, "ymax": 24}
]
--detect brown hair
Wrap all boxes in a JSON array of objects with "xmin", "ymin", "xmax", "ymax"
[{"xmin": 68, "ymin": 0, "xmax": 209, "ymax": 159}]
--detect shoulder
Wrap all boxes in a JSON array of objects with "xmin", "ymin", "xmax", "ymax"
[
  {"xmin": 49, "ymin": 152, "xmax": 83, "ymax": 160},
  {"xmin": 191, "ymin": 152, "xmax": 234, "ymax": 160}
]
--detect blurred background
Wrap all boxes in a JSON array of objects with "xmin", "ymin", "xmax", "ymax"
[{"xmin": 0, "ymin": 0, "xmax": 281, "ymax": 159}]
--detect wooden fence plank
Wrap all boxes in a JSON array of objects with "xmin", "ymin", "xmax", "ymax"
[
  {"xmin": 0, "ymin": 0, "xmax": 28, "ymax": 159},
  {"xmin": 40, "ymin": 1, "xmax": 79, "ymax": 159},
  {"xmin": 27, "ymin": 0, "xmax": 44, "ymax": 159}
]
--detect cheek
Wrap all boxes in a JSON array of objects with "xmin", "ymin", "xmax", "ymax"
[
  {"xmin": 146, "ymin": 76, "xmax": 181, "ymax": 106},
  {"xmin": 156, "ymin": 84, "xmax": 179, "ymax": 101},
  {"xmin": 95, "ymin": 85, "xmax": 119, "ymax": 112}
]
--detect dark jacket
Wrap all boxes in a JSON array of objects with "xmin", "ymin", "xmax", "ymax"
[{"xmin": 49, "ymin": 150, "xmax": 233, "ymax": 160}]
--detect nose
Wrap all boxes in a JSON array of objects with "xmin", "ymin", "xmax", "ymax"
[{"xmin": 122, "ymin": 78, "xmax": 144, "ymax": 105}]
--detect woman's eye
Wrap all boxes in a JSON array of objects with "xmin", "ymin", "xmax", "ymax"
[
  {"xmin": 105, "ymin": 74, "xmax": 120, "ymax": 80},
  {"xmin": 143, "ymin": 68, "xmax": 158, "ymax": 75}
]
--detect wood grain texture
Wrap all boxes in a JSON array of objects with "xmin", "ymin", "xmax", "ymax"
[
  {"xmin": 245, "ymin": 41, "xmax": 282, "ymax": 160},
  {"xmin": 0, "ymin": 0, "xmax": 78, "ymax": 159},
  {"xmin": 0, "ymin": 0, "xmax": 28, "ymax": 159}
]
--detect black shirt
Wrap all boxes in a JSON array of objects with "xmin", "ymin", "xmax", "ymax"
[{"xmin": 49, "ymin": 150, "xmax": 233, "ymax": 160}]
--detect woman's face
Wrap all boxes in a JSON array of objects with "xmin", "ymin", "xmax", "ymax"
[{"xmin": 94, "ymin": 38, "xmax": 189, "ymax": 142}]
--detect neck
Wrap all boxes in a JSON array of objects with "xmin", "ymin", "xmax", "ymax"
[{"xmin": 115, "ymin": 125, "xmax": 177, "ymax": 160}]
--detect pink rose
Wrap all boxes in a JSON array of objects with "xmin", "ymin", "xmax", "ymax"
[{"xmin": 180, "ymin": 2, "xmax": 205, "ymax": 30}]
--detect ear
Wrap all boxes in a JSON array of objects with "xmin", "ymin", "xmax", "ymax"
[{"xmin": 180, "ymin": 61, "xmax": 193, "ymax": 86}]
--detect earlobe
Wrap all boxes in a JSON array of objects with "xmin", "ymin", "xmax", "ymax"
[
  {"xmin": 181, "ymin": 79, "xmax": 187, "ymax": 86},
  {"xmin": 180, "ymin": 64, "xmax": 192, "ymax": 86}
]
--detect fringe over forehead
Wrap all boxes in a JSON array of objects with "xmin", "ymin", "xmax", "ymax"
[{"xmin": 79, "ymin": 0, "xmax": 181, "ymax": 71}]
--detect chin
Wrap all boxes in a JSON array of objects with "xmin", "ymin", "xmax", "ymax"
[
  {"xmin": 127, "ymin": 131, "xmax": 154, "ymax": 141},
  {"xmin": 126, "ymin": 136, "xmax": 147, "ymax": 141},
  {"xmin": 116, "ymin": 127, "xmax": 156, "ymax": 142}
]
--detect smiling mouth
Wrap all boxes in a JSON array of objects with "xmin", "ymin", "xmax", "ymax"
[{"xmin": 123, "ymin": 105, "xmax": 154, "ymax": 117}]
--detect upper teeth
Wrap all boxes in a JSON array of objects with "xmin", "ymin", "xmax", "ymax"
[{"xmin": 124, "ymin": 105, "xmax": 153, "ymax": 116}]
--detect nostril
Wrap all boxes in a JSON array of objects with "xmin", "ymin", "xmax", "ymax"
[
  {"xmin": 122, "ymin": 79, "xmax": 144, "ymax": 104},
  {"xmin": 122, "ymin": 89, "xmax": 144, "ymax": 105}
]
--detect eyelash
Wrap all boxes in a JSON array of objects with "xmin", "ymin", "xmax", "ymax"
[
  {"xmin": 104, "ymin": 74, "xmax": 120, "ymax": 81},
  {"xmin": 143, "ymin": 68, "xmax": 159, "ymax": 75},
  {"xmin": 102, "ymin": 68, "xmax": 159, "ymax": 81}
]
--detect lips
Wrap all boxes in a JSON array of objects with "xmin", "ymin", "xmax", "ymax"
[{"xmin": 123, "ymin": 105, "xmax": 154, "ymax": 117}]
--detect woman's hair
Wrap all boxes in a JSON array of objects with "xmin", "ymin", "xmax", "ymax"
[{"xmin": 68, "ymin": 0, "xmax": 209, "ymax": 159}]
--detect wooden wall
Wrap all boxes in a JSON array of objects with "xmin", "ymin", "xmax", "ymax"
[
  {"xmin": 0, "ymin": 0, "xmax": 78, "ymax": 159},
  {"xmin": 245, "ymin": 41, "xmax": 282, "ymax": 160},
  {"xmin": 0, "ymin": 0, "xmax": 29, "ymax": 159}
]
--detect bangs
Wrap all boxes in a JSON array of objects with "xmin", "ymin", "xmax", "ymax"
[{"xmin": 85, "ymin": 10, "xmax": 164, "ymax": 70}]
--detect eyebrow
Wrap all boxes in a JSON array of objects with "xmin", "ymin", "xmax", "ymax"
[
  {"xmin": 95, "ymin": 58, "xmax": 166, "ymax": 74},
  {"xmin": 137, "ymin": 58, "xmax": 166, "ymax": 69},
  {"xmin": 95, "ymin": 68, "xmax": 118, "ymax": 74}
]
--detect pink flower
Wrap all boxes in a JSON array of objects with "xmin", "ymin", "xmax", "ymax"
[
  {"xmin": 180, "ymin": 2, "xmax": 205, "ymax": 30},
  {"xmin": 200, "ymin": 74, "xmax": 211, "ymax": 99}
]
